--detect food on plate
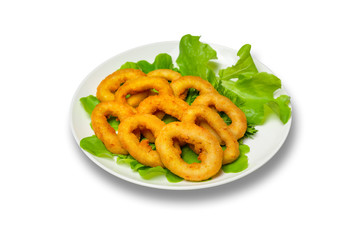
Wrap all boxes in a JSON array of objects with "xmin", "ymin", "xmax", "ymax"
[
  {"xmin": 91, "ymin": 101, "xmax": 135, "ymax": 155},
  {"xmin": 136, "ymin": 94, "xmax": 190, "ymax": 142},
  {"xmin": 192, "ymin": 93, "xmax": 247, "ymax": 141},
  {"xmin": 147, "ymin": 69, "xmax": 181, "ymax": 82},
  {"xmin": 137, "ymin": 95, "xmax": 189, "ymax": 121},
  {"xmin": 117, "ymin": 114, "xmax": 165, "ymax": 167},
  {"xmin": 155, "ymin": 122, "xmax": 223, "ymax": 181},
  {"xmin": 96, "ymin": 68, "xmax": 149, "ymax": 107},
  {"xmin": 170, "ymin": 76, "xmax": 217, "ymax": 100},
  {"xmin": 114, "ymin": 76, "xmax": 174, "ymax": 111},
  {"xmin": 182, "ymin": 105, "xmax": 240, "ymax": 165},
  {"xmin": 78, "ymin": 34, "xmax": 292, "ymax": 183}
]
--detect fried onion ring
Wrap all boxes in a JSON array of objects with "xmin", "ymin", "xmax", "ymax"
[
  {"xmin": 182, "ymin": 106, "xmax": 239, "ymax": 165},
  {"xmin": 118, "ymin": 114, "xmax": 166, "ymax": 167},
  {"xmin": 126, "ymin": 90, "xmax": 154, "ymax": 108},
  {"xmin": 96, "ymin": 68, "xmax": 148, "ymax": 106},
  {"xmin": 136, "ymin": 95, "xmax": 189, "ymax": 142},
  {"xmin": 147, "ymin": 69, "xmax": 181, "ymax": 82},
  {"xmin": 170, "ymin": 76, "xmax": 217, "ymax": 100},
  {"xmin": 137, "ymin": 95, "xmax": 189, "ymax": 121},
  {"xmin": 114, "ymin": 76, "xmax": 174, "ymax": 111},
  {"xmin": 192, "ymin": 94, "xmax": 247, "ymax": 140},
  {"xmin": 155, "ymin": 122, "xmax": 222, "ymax": 181},
  {"xmin": 91, "ymin": 101, "xmax": 135, "ymax": 155}
]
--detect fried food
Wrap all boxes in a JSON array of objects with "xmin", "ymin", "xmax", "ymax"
[
  {"xmin": 118, "ymin": 114, "xmax": 166, "ymax": 167},
  {"xmin": 155, "ymin": 122, "xmax": 223, "ymax": 181},
  {"xmin": 170, "ymin": 76, "xmax": 217, "ymax": 100},
  {"xmin": 137, "ymin": 95, "xmax": 189, "ymax": 121},
  {"xmin": 147, "ymin": 69, "xmax": 181, "ymax": 82},
  {"xmin": 96, "ymin": 68, "xmax": 150, "ymax": 107},
  {"xmin": 182, "ymin": 105, "xmax": 239, "ymax": 165},
  {"xmin": 192, "ymin": 93, "xmax": 247, "ymax": 140},
  {"xmin": 115, "ymin": 76, "xmax": 174, "ymax": 110},
  {"xmin": 88, "ymin": 67, "xmax": 250, "ymax": 181},
  {"xmin": 91, "ymin": 101, "xmax": 135, "ymax": 155},
  {"xmin": 126, "ymin": 90, "xmax": 154, "ymax": 108},
  {"xmin": 136, "ymin": 94, "xmax": 189, "ymax": 142}
]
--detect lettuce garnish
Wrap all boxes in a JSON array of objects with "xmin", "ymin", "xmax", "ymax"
[
  {"xmin": 120, "ymin": 53, "xmax": 177, "ymax": 74},
  {"xmin": 78, "ymin": 34, "xmax": 291, "ymax": 182}
]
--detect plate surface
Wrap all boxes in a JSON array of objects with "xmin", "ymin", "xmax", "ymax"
[{"xmin": 70, "ymin": 41, "xmax": 292, "ymax": 190}]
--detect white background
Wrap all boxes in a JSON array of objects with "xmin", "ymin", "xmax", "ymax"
[{"xmin": 1, "ymin": 0, "xmax": 359, "ymax": 239}]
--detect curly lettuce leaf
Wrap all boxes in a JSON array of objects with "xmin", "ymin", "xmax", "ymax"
[
  {"xmin": 80, "ymin": 95, "xmax": 100, "ymax": 115},
  {"xmin": 176, "ymin": 34, "xmax": 217, "ymax": 80},
  {"xmin": 176, "ymin": 34, "xmax": 218, "ymax": 104},
  {"xmin": 219, "ymin": 72, "xmax": 291, "ymax": 125},
  {"xmin": 80, "ymin": 135, "xmax": 114, "ymax": 158},
  {"xmin": 222, "ymin": 142, "xmax": 250, "ymax": 173},
  {"xmin": 218, "ymin": 44, "xmax": 258, "ymax": 80},
  {"xmin": 120, "ymin": 53, "xmax": 176, "ymax": 73},
  {"xmin": 116, "ymin": 156, "xmax": 183, "ymax": 183}
]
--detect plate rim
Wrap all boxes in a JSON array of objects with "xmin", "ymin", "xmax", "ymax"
[{"xmin": 70, "ymin": 40, "xmax": 292, "ymax": 190}]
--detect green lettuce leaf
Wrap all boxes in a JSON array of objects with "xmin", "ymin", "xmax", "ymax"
[
  {"xmin": 222, "ymin": 142, "xmax": 250, "ymax": 173},
  {"xmin": 80, "ymin": 135, "xmax": 114, "ymax": 158},
  {"xmin": 176, "ymin": 34, "xmax": 217, "ymax": 80},
  {"xmin": 176, "ymin": 34, "xmax": 218, "ymax": 104},
  {"xmin": 219, "ymin": 72, "xmax": 291, "ymax": 125},
  {"xmin": 137, "ymin": 166, "xmax": 168, "ymax": 179},
  {"xmin": 119, "ymin": 62, "xmax": 139, "ymax": 70},
  {"xmin": 181, "ymin": 145, "xmax": 201, "ymax": 164},
  {"xmin": 107, "ymin": 116, "xmax": 120, "ymax": 131},
  {"xmin": 116, "ymin": 156, "xmax": 183, "ymax": 183},
  {"xmin": 218, "ymin": 44, "xmax": 258, "ymax": 80},
  {"xmin": 165, "ymin": 171, "xmax": 183, "ymax": 183},
  {"xmin": 80, "ymin": 95, "xmax": 100, "ymax": 115},
  {"xmin": 119, "ymin": 53, "xmax": 176, "ymax": 73}
]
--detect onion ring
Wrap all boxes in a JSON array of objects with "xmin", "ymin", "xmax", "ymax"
[
  {"xmin": 126, "ymin": 90, "xmax": 154, "ymax": 108},
  {"xmin": 91, "ymin": 101, "xmax": 135, "ymax": 155},
  {"xmin": 136, "ymin": 95, "xmax": 189, "ymax": 142},
  {"xmin": 192, "ymin": 93, "xmax": 247, "ymax": 140},
  {"xmin": 137, "ymin": 95, "xmax": 189, "ymax": 121},
  {"xmin": 182, "ymin": 106, "xmax": 239, "ymax": 165},
  {"xmin": 96, "ymin": 68, "xmax": 149, "ymax": 106},
  {"xmin": 114, "ymin": 76, "xmax": 174, "ymax": 111},
  {"xmin": 170, "ymin": 76, "xmax": 217, "ymax": 100},
  {"xmin": 147, "ymin": 69, "xmax": 181, "ymax": 82},
  {"xmin": 155, "ymin": 122, "xmax": 222, "ymax": 181},
  {"xmin": 118, "ymin": 114, "xmax": 166, "ymax": 167}
]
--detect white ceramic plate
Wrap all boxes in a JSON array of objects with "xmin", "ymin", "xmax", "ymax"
[{"xmin": 70, "ymin": 41, "xmax": 292, "ymax": 190}]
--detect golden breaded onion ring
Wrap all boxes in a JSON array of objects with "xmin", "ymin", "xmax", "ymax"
[
  {"xmin": 96, "ymin": 68, "xmax": 151, "ymax": 107},
  {"xmin": 118, "ymin": 114, "xmax": 166, "ymax": 167},
  {"xmin": 91, "ymin": 101, "xmax": 135, "ymax": 155},
  {"xmin": 192, "ymin": 94, "xmax": 247, "ymax": 140},
  {"xmin": 136, "ymin": 95, "xmax": 189, "ymax": 142},
  {"xmin": 137, "ymin": 95, "xmax": 189, "ymax": 121},
  {"xmin": 155, "ymin": 122, "xmax": 222, "ymax": 181},
  {"xmin": 182, "ymin": 106, "xmax": 239, "ymax": 165},
  {"xmin": 115, "ymin": 76, "xmax": 174, "ymax": 110},
  {"xmin": 147, "ymin": 69, "xmax": 181, "ymax": 82},
  {"xmin": 170, "ymin": 76, "xmax": 217, "ymax": 100}
]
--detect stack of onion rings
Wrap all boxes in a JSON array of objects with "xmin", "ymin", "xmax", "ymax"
[{"xmin": 89, "ymin": 68, "xmax": 247, "ymax": 181}]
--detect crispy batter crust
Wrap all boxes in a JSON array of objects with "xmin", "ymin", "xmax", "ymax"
[
  {"xmin": 192, "ymin": 93, "xmax": 247, "ymax": 140},
  {"xmin": 182, "ymin": 106, "xmax": 239, "ymax": 165},
  {"xmin": 137, "ymin": 95, "xmax": 189, "ymax": 121},
  {"xmin": 147, "ymin": 69, "xmax": 181, "ymax": 82},
  {"xmin": 155, "ymin": 122, "xmax": 222, "ymax": 181},
  {"xmin": 91, "ymin": 101, "xmax": 135, "ymax": 154},
  {"xmin": 170, "ymin": 76, "xmax": 217, "ymax": 100},
  {"xmin": 96, "ymin": 69, "xmax": 147, "ymax": 106},
  {"xmin": 118, "ymin": 114, "xmax": 166, "ymax": 167}
]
